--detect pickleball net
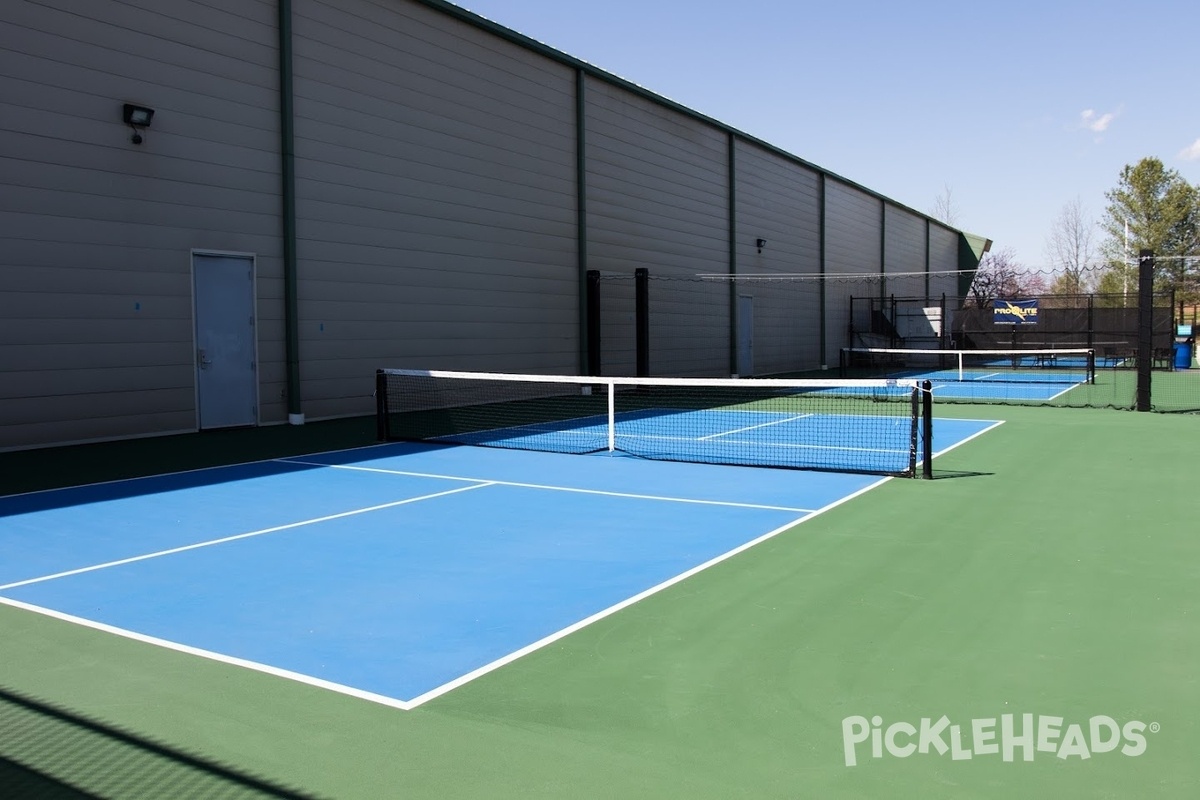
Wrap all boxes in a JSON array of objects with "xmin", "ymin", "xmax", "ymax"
[
  {"xmin": 376, "ymin": 369, "xmax": 931, "ymax": 477},
  {"xmin": 839, "ymin": 347, "xmax": 1096, "ymax": 384}
]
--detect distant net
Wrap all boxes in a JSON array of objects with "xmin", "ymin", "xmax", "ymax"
[
  {"xmin": 376, "ymin": 369, "xmax": 929, "ymax": 477},
  {"xmin": 839, "ymin": 347, "xmax": 1097, "ymax": 406},
  {"xmin": 840, "ymin": 347, "xmax": 1096, "ymax": 383}
]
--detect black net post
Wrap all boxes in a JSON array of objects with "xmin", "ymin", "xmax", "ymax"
[
  {"xmin": 635, "ymin": 268, "xmax": 649, "ymax": 377},
  {"xmin": 1137, "ymin": 250, "xmax": 1154, "ymax": 411},
  {"xmin": 586, "ymin": 269, "xmax": 601, "ymax": 376}
]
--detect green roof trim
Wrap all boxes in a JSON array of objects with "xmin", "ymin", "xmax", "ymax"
[{"xmin": 958, "ymin": 233, "xmax": 993, "ymax": 296}]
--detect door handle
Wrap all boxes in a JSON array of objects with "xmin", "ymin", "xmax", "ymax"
[{"xmin": 198, "ymin": 348, "xmax": 213, "ymax": 369}]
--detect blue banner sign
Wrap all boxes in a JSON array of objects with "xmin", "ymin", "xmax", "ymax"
[{"xmin": 993, "ymin": 299, "xmax": 1039, "ymax": 325}]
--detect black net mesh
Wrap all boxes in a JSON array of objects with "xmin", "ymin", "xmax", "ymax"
[{"xmin": 377, "ymin": 370, "xmax": 923, "ymax": 476}]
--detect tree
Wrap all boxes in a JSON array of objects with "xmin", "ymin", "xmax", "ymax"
[
  {"xmin": 930, "ymin": 184, "xmax": 959, "ymax": 227},
  {"xmin": 966, "ymin": 247, "xmax": 1044, "ymax": 308},
  {"xmin": 1092, "ymin": 264, "xmax": 1137, "ymax": 307},
  {"xmin": 1044, "ymin": 197, "xmax": 1096, "ymax": 297},
  {"xmin": 1098, "ymin": 157, "xmax": 1200, "ymax": 304}
]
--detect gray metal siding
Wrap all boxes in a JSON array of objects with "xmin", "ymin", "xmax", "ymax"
[
  {"xmin": 0, "ymin": 0, "xmax": 282, "ymax": 449},
  {"xmin": 585, "ymin": 78, "xmax": 728, "ymax": 377},
  {"xmin": 883, "ymin": 205, "xmax": 926, "ymax": 298},
  {"xmin": 929, "ymin": 224, "xmax": 961, "ymax": 289},
  {"xmin": 291, "ymin": 0, "xmax": 578, "ymax": 417},
  {"xmin": 1, "ymin": 0, "xmax": 986, "ymax": 449},
  {"xmin": 929, "ymin": 224, "xmax": 964, "ymax": 340},
  {"xmin": 824, "ymin": 181, "xmax": 882, "ymax": 359},
  {"xmin": 884, "ymin": 207, "xmax": 940, "ymax": 345},
  {"xmin": 733, "ymin": 141, "xmax": 822, "ymax": 374}
]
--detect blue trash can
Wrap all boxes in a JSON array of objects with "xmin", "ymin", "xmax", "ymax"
[{"xmin": 1174, "ymin": 341, "xmax": 1193, "ymax": 369}]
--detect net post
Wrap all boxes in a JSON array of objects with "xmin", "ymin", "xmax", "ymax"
[
  {"xmin": 1087, "ymin": 348, "xmax": 1096, "ymax": 384},
  {"xmin": 606, "ymin": 379, "xmax": 616, "ymax": 452},
  {"xmin": 921, "ymin": 380, "xmax": 933, "ymax": 479},
  {"xmin": 374, "ymin": 369, "xmax": 388, "ymax": 441}
]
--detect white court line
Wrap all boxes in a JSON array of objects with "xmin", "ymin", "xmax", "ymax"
[
  {"xmin": 1047, "ymin": 381, "xmax": 1089, "ymax": 401},
  {"xmin": 401, "ymin": 474, "xmax": 894, "ymax": 709},
  {"xmin": 697, "ymin": 414, "xmax": 812, "ymax": 440},
  {"xmin": 427, "ymin": 409, "xmax": 908, "ymax": 444},
  {"xmin": 931, "ymin": 379, "xmax": 1085, "ymax": 403},
  {"xmin": 613, "ymin": 433, "xmax": 908, "ymax": 456},
  {"xmin": 0, "ymin": 440, "xmax": 405, "ymax": 500},
  {"xmin": 0, "ymin": 595, "xmax": 417, "ymax": 711},
  {"xmin": 276, "ymin": 459, "xmax": 816, "ymax": 514},
  {"xmin": 1, "ymin": 421, "xmax": 1001, "ymax": 713},
  {"xmin": 923, "ymin": 419, "xmax": 1005, "ymax": 462},
  {"xmin": 403, "ymin": 420, "xmax": 1006, "ymax": 708},
  {"xmin": 429, "ymin": 414, "xmax": 609, "ymax": 441},
  {"xmin": 0, "ymin": 482, "xmax": 496, "ymax": 592}
]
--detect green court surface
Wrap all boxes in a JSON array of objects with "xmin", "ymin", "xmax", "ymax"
[
  {"xmin": 1, "ymin": 406, "xmax": 1197, "ymax": 799},
  {"xmin": 1038, "ymin": 367, "xmax": 1200, "ymax": 412}
]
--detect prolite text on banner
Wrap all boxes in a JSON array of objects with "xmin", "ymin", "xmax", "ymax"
[{"xmin": 993, "ymin": 299, "xmax": 1039, "ymax": 325}]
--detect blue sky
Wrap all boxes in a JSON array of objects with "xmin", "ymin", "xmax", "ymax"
[{"xmin": 457, "ymin": 0, "xmax": 1199, "ymax": 271}]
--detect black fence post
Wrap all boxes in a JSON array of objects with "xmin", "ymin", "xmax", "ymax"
[
  {"xmin": 849, "ymin": 296, "xmax": 856, "ymax": 344},
  {"xmin": 1136, "ymin": 250, "xmax": 1154, "ymax": 411},
  {"xmin": 635, "ymin": 268, "xmax": 649, "ymax": 377},
  {"xmin": 375, "ymin": 369, "xmax": 388, "ymax": 441},
  {"xmin": 1086, "ymin": 293, "xmax": 1094, "ymax": 351},
  {"xmin": 586, "ymin": 270, "xmax": 601, "ymax": 376},
  {"xmin": 922, "ymin": 380, "xmax": 933, "ymax": 479}
]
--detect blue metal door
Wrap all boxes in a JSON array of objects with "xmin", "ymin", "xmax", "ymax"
[{"xmin": 193, "ymin": 253, "xmax": 257, "ymax": 429}]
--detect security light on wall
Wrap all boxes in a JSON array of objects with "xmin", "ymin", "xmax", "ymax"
[
  {"xmin": 122, "ymin": 103, "xmax": 155, "ymax": 144},
  {"xmin": 755, "ymin": 238, "xmax": 767, "ymax": 253}
]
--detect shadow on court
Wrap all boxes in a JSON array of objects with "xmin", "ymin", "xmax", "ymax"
[
  {"xmin": 0, "ymin": 685, "xmax": 324, "ymax": 799},
  {"xmin": 927, "ymin": 469, "xmax": 995, "ymax": 480}
]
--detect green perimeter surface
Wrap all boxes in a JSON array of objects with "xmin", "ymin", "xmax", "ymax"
[{"xmin": 1, "ymin": 407, "xmax": 1197, "ymax": 798}]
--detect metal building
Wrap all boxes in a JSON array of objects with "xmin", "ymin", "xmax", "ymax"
[{"xmin": 0, "ymin": 0, "xmax": 989, "ymax": 450}]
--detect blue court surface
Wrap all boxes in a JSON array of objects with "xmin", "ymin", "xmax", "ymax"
[
  {"xmin": 889, "ymin": 356, "xmax": 1096, "ymax": 402},
  {"xmin": 435, "ymin": 407, "xmax": 924, "ymax": 474},
  {"xmin": 924, "ymin": 374, "xmax": 1088, "ymax": 402},
  {"xmin": 0, "ymin": 417, "xmax": 999, "ymax": 710}
]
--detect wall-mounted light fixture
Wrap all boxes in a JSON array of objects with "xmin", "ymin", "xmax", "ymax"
[
  {"xmin": 755, "ymin": 238, "xmax": 767, "ymax": 253},
  {"xmin": 122, "ymin": 103, "xmax": 155, "ymax": 145}
]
